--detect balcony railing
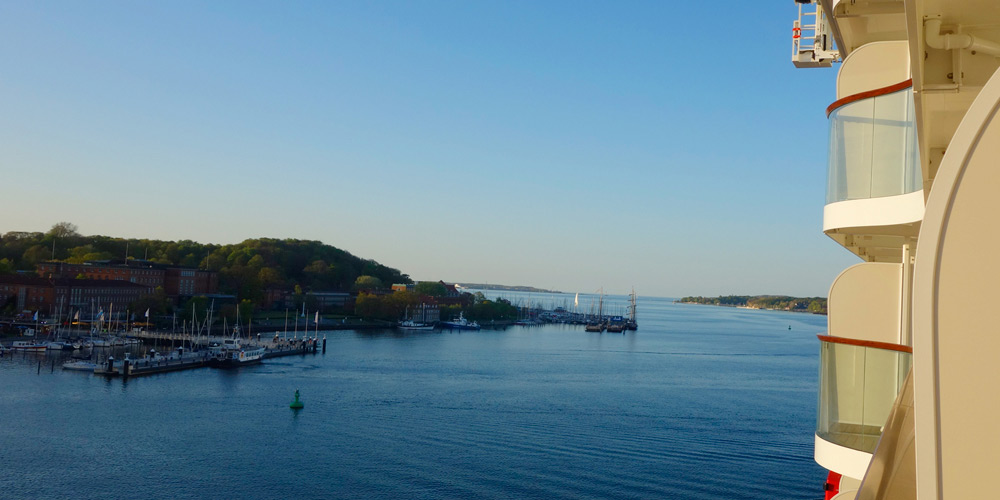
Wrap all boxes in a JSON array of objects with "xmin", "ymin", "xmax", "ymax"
[
  {"xmin": 826, "ymin": 83, "xmax": 921, "ymax": 204},
  {"xmin": 816, "ymin": 335, "xmax": 912, "ymax": 453}
]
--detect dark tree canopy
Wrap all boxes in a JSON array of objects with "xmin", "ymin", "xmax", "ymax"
[
  {"xmin": 0, "ymin": 228, "xmax": 412, "ymax": 303},
  {"xmin": 414, "ymin": 281, "xmax": 449, "ymax": 297},
  {"xmin": 47, "ymin": 222, "xmax": 80, "ymax": 238}
]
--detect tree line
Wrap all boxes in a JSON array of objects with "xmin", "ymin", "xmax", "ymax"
[
  {"xmin": 0, "ymin": 223, "xmax": 540, "ymax": 326},
  {"xmin": 679, "ymin": 295, "xmax": 827, "ymax": 314},
  {"xmin": 354, "ymin": 291, "xmax": 520, "ymax": 322},
  {"xmin": 0, "ymin": 223, "xmax": 412, "ymax": 307}
]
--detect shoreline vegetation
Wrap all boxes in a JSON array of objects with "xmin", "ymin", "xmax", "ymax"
[
  {"xmin": 457, "ymin": 283, "xmax": 562, "ymax": 294},
  {"xmin": 0, "ymin": 223, "xmax": 528, "ymax": 326},
  {"xmin": 676, "ymin": 295, "xmax": 828, "ymax": 315}
]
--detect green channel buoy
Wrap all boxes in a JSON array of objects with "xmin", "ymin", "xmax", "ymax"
[{"xmin": 290, "ymin": 389, "xmax": 304, "ymax": 409}]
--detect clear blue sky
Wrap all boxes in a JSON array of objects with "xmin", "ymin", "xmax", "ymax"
[{"xmin": 0, "ymin": 1, "xmax": 859, "ymax": 298}]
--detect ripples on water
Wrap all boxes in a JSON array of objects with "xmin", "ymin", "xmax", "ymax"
[{"xmin": 0, "ymin": 296, "xmax": 826, "ymax": 499}]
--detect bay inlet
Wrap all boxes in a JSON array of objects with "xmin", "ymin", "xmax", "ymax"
[{"xmin": 0, "ymin": 295, "xmax": 825, "ymax": 499}]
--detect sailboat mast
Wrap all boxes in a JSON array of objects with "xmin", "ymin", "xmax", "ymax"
[{"xmin": 191, "ymin": 303, "xmax": 197, "ymax": 349}]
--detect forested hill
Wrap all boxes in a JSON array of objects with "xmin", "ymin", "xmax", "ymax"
[
  {"xmin": 0, "ymin": 223, "xmax": 411, "ymax": 299},
  {"xmin": 678, "ymin": 295, "xmax": 827, "ymax": 314}
]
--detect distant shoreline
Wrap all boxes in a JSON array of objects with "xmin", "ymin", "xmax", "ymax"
[
  {"xmin": 457, "ymin": 283, "xmax": 563, "ymax": 294},
  {"xmin": 676, "ymin": 301, "xmax": 826, "ymax": 315},
  {"xmin": 675, "ymin": 295, "xmax": 828, "ymax": 315}
]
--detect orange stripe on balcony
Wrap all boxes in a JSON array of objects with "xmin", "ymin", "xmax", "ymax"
[
  {"xmin": 816, "ymin": 334, "xmax": 913, "ymax": 353},
  {"xmin": 826, "ymin": 79, "xmax": 914, "ymax": 117}
]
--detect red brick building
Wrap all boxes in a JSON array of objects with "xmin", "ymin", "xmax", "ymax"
[
  {"xmin": 37, "ymin": 261, "xmax": 164, "ymax": 288},
  {"xmin": 0, "ymin": 274, "xmax": 152, "ymax": 317},
  {"xmin": 163, "ymin": 267, "xmax": 218, "ymax": 297},
  {"xmin": 36, "ymin": 260, "xmax": 217, "ymax": 299}
]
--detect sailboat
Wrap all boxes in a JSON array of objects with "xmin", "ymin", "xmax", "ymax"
[
  {"xmin": 208, "ymin": 304, "xmax": 265, "ymax": 367},
  {"xmin": 584, "ymin": 288, "xmax": 606, "ymax": 332},
  {"xmin": 398, "ymin": 305, "xmax": 435, "ymax": 330},
  {"xmin": 625, "ymin": 288, "xmax": 638, "ymax": 331}
]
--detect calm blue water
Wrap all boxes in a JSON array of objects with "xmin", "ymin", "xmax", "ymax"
[{"xmin": 0, "ymin": 296, "xmax": 826, "ymax": 499}]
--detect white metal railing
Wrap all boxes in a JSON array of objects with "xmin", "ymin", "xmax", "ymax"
[{"xmin": 792, "ymin": 0, "xmax": 840, "ymax": 68}]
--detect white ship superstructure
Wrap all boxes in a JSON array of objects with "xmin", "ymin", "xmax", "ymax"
[{"xmin": 791, "ymin": 1, "xmax": 1000, "ymax": 498}]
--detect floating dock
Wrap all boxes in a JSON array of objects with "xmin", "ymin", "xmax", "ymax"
[{"xmin": 92, "ymin": 338, "xmax": 321, "ymax": 378}]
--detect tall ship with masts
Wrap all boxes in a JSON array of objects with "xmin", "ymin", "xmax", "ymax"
[
  {"xmin": 584, "ymin": 289, "xmax": 606, "ymax": 332},
  {"xmin": 625, "ymin": 288, "xmax": 638, "ymax": 331},
  {"xmin": 789, "ymin": 1, "xmax": 1000, "ymax": 498}
]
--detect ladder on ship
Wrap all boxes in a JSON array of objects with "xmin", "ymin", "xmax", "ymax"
[{"xmin": 792, "ymin": 0, "xmax": 840, "ymax": 68}]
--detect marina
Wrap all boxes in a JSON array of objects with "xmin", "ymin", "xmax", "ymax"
[
  {"xmin": 1, "ymin": 331, "xmax": 322, "ymax": 378},
  {"xmin": 89, "ymin": 336, "xmax": 321, "ymax": 377},
  {"xmin": 0, "ymin": 297, "xmax": 826, "ymax": 499},
  {"xmin": 0, "ymin": 289, "xmax": 639, "ymax": 380}
]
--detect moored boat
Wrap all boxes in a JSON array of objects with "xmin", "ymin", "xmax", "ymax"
[
  {"xmin": 209, "ymin": 338, "xmax": 265, "ymax": 368},
  {"xmin": 398, "ymin": 320, "xmax": 435, "ymax": 330},
  {"xmin": 606, "ymin": 316, "xmax": 626, "ymax": 333},
  {"xmin": 625, "ymin": 289, "xmax": 638, "ymax": 330},
  {"xmin": 89, "ymin": 337, "xmax": 111, "ymax": 348},
  {"xmin": 440, "ymin": 313, "xmax": 480, "ymax": 330},
  {"xmin": 11, "ymin": 341, "xmax": 47, "ymax": 352}
]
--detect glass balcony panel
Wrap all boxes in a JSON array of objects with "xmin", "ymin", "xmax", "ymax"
[
  {"xmin": 826, "ymin": 88, "xmax": 920, "ymax": 204},
  {"xmin": 871, "ymin": 91, "xmax": 909, "ymax": 198},
  {"xmin": 816, "ymin": 337, "xmax": 911, "ymax": 453},
  {"xmin": 828, "ymin": 98, "xmax": 875, "ymax": 203},
  {"xmin": 903, "ymin": 93, "xmax": 921, "ymax": 195}
]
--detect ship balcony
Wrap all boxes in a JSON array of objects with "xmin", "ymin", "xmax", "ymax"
[
  {"xmin": 824, "ymin": 84, "xmax": 923, "ymax": 260},
  {"xmin": 815, "ymin": 334, "xmax": 911, "ymax": 479}
]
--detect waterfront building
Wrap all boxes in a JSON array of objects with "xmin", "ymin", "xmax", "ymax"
[
  {"xmin": 162, "ymin": 266, "xmax": 218, "ymax": 298},
  {"xmin": 38, "ymin": 260, "xmax": 165, "ymax": 287},
  {"xmin": 792, "ymin": 1, "xmax": 1000, "ymax": 498},
  {"xmin": 37, "ymin": 259, "xmax": 217, "ymax": 299},
  {"xmin": 0, "ymin": 274, "xmax": 151, "ymax": 315},
  {"xmin": 310, "ymin": 292, "xmax": 352, "ymax": 309},
  {"xmin": 408, "ymin": 303, "xmax": 440, "ymax": 324},
  {"xmin": 258, "ymin": 288, "xmax": 354, "ymax": 312}
]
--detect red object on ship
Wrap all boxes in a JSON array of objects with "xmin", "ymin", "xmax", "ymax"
[{"xmin": 824, "ymin": 471, "xmax": 842, "ymax": 500}]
